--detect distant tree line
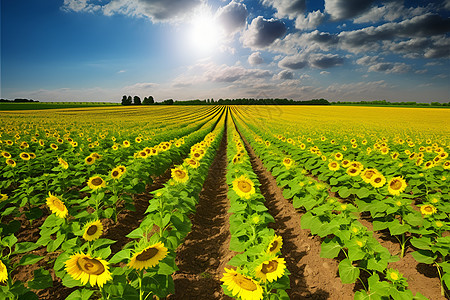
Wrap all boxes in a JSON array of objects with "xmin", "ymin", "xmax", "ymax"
[
  {"xmin": 121, "ymin": 95, "xmax": 155, "ymax": 105},
  {"xmin": 0, "ymin": 98, "xmax": 39, "ymax": 102},
  {"xmin": 171, "ymin": 98, "xmax": 331, "ymax": 105},
  {"xmin": 332, "ymin": 100, "xmax": 450, "ymax": 106}
]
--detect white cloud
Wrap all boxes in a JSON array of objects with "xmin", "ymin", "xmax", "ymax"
[
  {"xmin": 248, "ymin": 52, "xmax": 264, "ymax": 65},
  {"xmin": 262, "ymin": 0, "xmax": 306, "ymax": 19},
  {"xmin": 61, "ymin": 0, "xmax": 101, "ymax": 13},
  {"xmin": 295, "ymin": 10, "xmax": 326, "ymax": 30}
]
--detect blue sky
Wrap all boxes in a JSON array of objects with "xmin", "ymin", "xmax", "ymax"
[{"xmin": 1, "ymin": 0, "xmax": 449, "ymax": 102}]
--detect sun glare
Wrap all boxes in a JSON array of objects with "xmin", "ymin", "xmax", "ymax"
[{"xmin": 188, "ymin": 9, "xmax": 223, "ymax": 54}]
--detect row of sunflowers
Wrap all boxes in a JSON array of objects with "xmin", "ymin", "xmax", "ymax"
[
  {"xmin": 0, "ymin": 106, "xmax": 224, "ymax": 299},
  {"xmin": 233, "ymin": 106, "xmax": 449, "ymax": 299},
  {"xmin": 221, "ymin": 116, "xmax": 290, "ymax": 300}
]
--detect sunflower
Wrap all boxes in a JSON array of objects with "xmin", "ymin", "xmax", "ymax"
[
  {"xmin": 255, "ymin": 257, "xmax": 286, "ymax": 283},
  {"xmin": 420, "ymin": 204, "xmax": 437, "ymax": 215},
  {"xmin": 87, "ymin": 176, "xmax": 106, "ymax": 190},
  {"xmin": 171, "ymin": 166, "xmax": 189, "ymax": 183},
  {"xmin": 83, "ymin": 220, "xmax": 103, "ymax": 241},
  {"xmin": 347, "ymin": 167, "xmax": 361, "ymax": 177},
  {"xmin": 444, "ymin": 161, "xmax": 450, "ymax": 169},
  {"xmin": 85, "ymin": 155, "xmax": 95, "ymax": 165},
  {"xmin": 328, "ymin": 161, "xmax": 340, "ymax": 171},
  {"xmin": 386, "ymin": 269, "xmax": 402, "ymax": 283},
  {"xmin": 110, "ymin": 167, "xmax": 123, "ymax": 180},
  {"xmin": 370, "ymin": 174, "xmax": 386, "ymax": 188},
  {"xmin": 128, "ymin": 242, "xmax": 168, "ymax": 270},
  {"xmin": 65, "ymin": 253, "xmax": 111, "ymax": 287},
  {"xmin": 387, "ymin": 177, "xmax": 407, "ymax": 196},
  {"xmin": 58, "ymin": 157, "xmax": 69, "ymax": 169},
  {"xmin": 2, "ymin": 152, "xmax": 11, "ymax": 158},
  {"xmin": 232, "ymin": 176, "xmax": 255, "ymax": 199},
  {"xmin": 282, "ymin": 158, "xmax": 293, "ymax": 169},
  {"xmin": 122, "ymin": 140, "xmax": 130, "ymax": 148},
  {"xmin": 341, "ymin": 159, "xmax": 351, "ymax": 168},
  {"xmin": 6, "ymin": 159, "xmax": 16, "ymax": 167},
  {"xmin": 221, "ymin": 268, "xmax": 263, "ymax": 300},
  {"xmin": 185, "ymin": 158, "xmax": 200, "ymax": 168},
  {"xmin": 334, "ymin": 152, "xmax": 343, "ymax": 160},
  {"xmin": 391, "ymin": 152, "xmax": 399, "ymax": 160},
  {"xmin": 117, "ymin": 165, "xmax": 126, "ymax": 174},
  {"xmin": 267, "ymin": 235, "xmax": 283, "ymax": 255},
  {"xmin": 423, "ymin": 161, "xmax": 434, "ymax": 169},
  {"xmin": 19, "ymin": 152, "xmax": 30, "ymax": 161},
  {"xmin": 0, "ymin": 260, "xmax": 7, "ymax": 283},
  {"xmin": 0, "ymin": 194, "xmax": 8, "ymax": 202},
  {"xmin": 46, "ymin": 192, "xmax": 68, "ymax": 218},
  {"xmin": 50, "ymin": 143, "xmax": 58, "ymax": 150},
  {"xmin": 360, "ymin": 169, "xmax": 378, "ymax": 183}
]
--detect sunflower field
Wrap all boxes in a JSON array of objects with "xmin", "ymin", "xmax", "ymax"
[{"xmin": 0, "ymin": 105, "xmax": 449, "ymax": 300}]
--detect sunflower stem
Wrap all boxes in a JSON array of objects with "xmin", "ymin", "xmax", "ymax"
[
  {"xmin": 138, "ymin": 269, "xmax": 144, "ymax": 300},
  {"xmin": 435, "ymin": 263, "xmax": 447, "ymax": 297}
]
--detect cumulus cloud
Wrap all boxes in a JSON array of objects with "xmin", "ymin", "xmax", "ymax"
[
  {"xmin": 248, "ymin": 52, "xmax": 264, "ymax": 65},
  {"xmin": 310, "ymin": 53, "xmax": 344, "ymax": 68},
  {"xmin": 262, "ymin": 0, "xmax": 306, "ymax": 19},
  {"xmin": 61, "ymin": 0, "xmax": 101, "ymax": 12},
  {"xmin": 274, "ymin": 70, "xmax": 294, "ymax": 80},
  {"xmin": 295, "ymin": 10, "xmax": 326, "ymax": 30},
  {"xmin": 203, "ymin": 64, "xmax": 271, "ymax": 83},
  {"xmin": 353, "ymin": 2, "xmax": 428, "ymax": 24},
  {"xmin": 338, "ymin": 13, "xmax": 450, "ymax": 53},
  {"xmin": 242, "ymin": 16, "xmax": 287, "ymax": 49},
  {"xmin": 356, "ymin": 55, "xmax": 410, "ymax": 73},
  {"xmin": 102, "ymin": 0, "xmax": 203, "ymax": 22},
  {"xmin": 278, "ymin": 54, "xmax": 308, "ymax": 70},
  {"xmin": 324, "ymin": 0, "xmax": 375, "ymax": 21},
  {"xmin": 216, "ymin": 0, "xmax": 248, "ymax": 36}
]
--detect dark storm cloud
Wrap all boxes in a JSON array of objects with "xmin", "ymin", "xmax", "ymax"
[{"xmin": 242, "ymin": 16, "xmax": 287, "ymax": 49}]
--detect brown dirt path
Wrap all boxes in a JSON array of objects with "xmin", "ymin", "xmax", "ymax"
[
  {"xmin": 237, "ymin": 128, "xmax": 356, "ymax": 300},
  {"xmin": 168, "ymin": 127, "xmax": 234, "ymax": 300}
]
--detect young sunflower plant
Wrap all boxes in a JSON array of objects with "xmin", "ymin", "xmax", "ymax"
[{"xmin": 222, "ymin": 119, "xmax": 290, "ymax": 299}]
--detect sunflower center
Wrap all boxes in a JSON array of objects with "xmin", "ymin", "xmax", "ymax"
[
  {"xmin": 269, "ymin": 241, "xmax": 278, "ymax": 252},
  {"xmin": 390, "ymin": 272, "xmax": 399, "ymax": 280},
  {"xmin": 136, "ymin": 247, "xmax": 159, "ymax": 261},
  {"xmin": 374, "ymin": 177, "xmax": 381, "ymax": 183},
  {"xmin": 238, "ymin": 181, "xmax": 251, "ymax": 193},
  {"xmin": 92, "ymin": 178, "xmax": 103, "ymax": 186},
  {"xmin": 234, "ymin": 274, "xmax": 257, "ymax": 291},
  {"xmin": 364, "ymin": 170, "xmax": 375, "ymax": 179},
  {"xmin": 390, "ymin": 179, "xmax": 402, "ymax": 190},
  {"xmin": 331, "ymin": 162, "xmax": 337, "ymax": 168},
  {"xmin": 175, "ymin": 170, "xmax": 186, "ymax": 179},
  {"xmin": 261, "ymin": 260, "xmax": 278, "ymax": 274},
  {"xmin": 77, "ymin": 257, "xmax": 105, "ymax": 275},
  {"xmin": 112, "ymin": 171, "xmax": 119, "ymax": 177},
  {"xmin": 349, "ymin": 168, "xmax": 357, "ymax": 174},
  {"xmin": 424, "ymin": 206, "xmax": 433, "ymax": 213},
  {"xmin": 87, "ymin": 225, "xmax": 98, "ymax": 236}
]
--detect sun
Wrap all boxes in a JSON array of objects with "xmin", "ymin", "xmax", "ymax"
[{"xmin": 188, "ymin": 9, "xmax": 222, "ymax": 54}]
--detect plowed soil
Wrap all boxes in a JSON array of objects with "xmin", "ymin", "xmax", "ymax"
[{"xmin": 168, "ymin": 125, "xmax": 234, "ymax": 299}]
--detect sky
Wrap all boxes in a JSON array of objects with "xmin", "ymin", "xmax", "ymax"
[{"xmin": 1, "ymin": 0, "xmax": 450, "ymax": 103}]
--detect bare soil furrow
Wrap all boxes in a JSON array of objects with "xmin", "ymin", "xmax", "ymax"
[
  {"xmin": 237, "ymin": 128, "xmax": 356, "ymax": 300},
  {"xmin": 169, "ymin": 126, "xmax": 234, "ymax": 300}
]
